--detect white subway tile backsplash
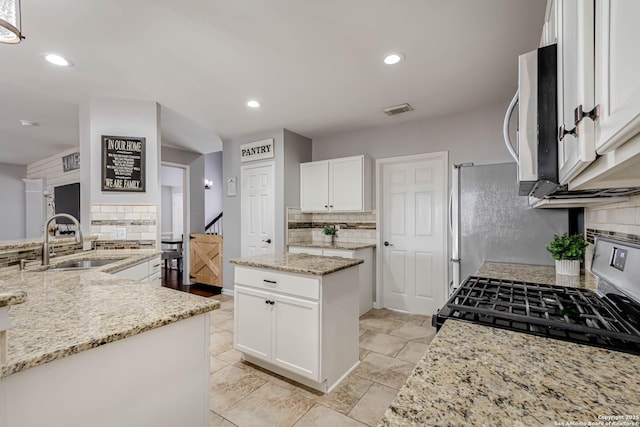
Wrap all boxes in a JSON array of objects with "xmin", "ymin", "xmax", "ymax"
[
  {"xmin": 149, "ymin": 205, "xmax": 157, "ymax": 213},
  {"xmin": 133, "ymin": 205, "xmax": 149, "ymax": 213},
  {"xmin": 101, "ymin": 205, "xmax": 117, "ymax": 213},
  {"xmin": 140, "ymin": 233, "xmax": 156, "ymax": 240},
  {"xmin": 117, "ymin": 205, "xmax": 133, "ymax": 213}
]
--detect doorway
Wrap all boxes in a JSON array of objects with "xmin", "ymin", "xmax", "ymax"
[
  {"xmin": 241, "ymin": 161, "xmax": 275, "ymax": 257},
  {"xmin": 161, "ymin": 162, "xmax": 190, "ymax": 284},
  {"xmin": 376, "ymin": 152, "xmax": 448, "ymax": 315}
]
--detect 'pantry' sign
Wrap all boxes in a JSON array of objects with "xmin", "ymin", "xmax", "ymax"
[{"xmin": 240, "ymin": 139, "xmax": 274, "ymax": 163}]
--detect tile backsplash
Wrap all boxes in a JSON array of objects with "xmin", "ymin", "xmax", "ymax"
[
  {"xmin": 584, "ymin": 195, "xmax": 640, "ymax": 270},
  {"xmin": 287, "ymin": 207, "xmax": 376, "ymax": 246},
  {"xmin": 90, "ymin": 204, "xmax": 157, "ymax": 248}
]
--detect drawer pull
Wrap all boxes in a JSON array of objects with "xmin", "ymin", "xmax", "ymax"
[
  {"xmin": 263, "ymin": 279, "xmax": 277, "ymax": 285},
  {"xmin": 153, "ymin": 264, "xmax": 161, "ymax": 268},
  {"xmin": 264, "ymin": 299, "xmax": 275, "ymax": 305}
]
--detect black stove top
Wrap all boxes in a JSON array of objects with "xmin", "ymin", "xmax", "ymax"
[{"xmin": 434, "ymin": 276, "xmax": 640, "ymax": 355}]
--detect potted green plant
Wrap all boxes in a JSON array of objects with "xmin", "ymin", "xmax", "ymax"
[
  {"xmin": 545, "ymin": 232, "xmax": 588, "ymax": 276},
  {"xmin": 322, "ymin": 225, "xmax": 338, "ymax": 244}
]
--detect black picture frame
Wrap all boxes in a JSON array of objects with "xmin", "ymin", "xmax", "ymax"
[{"xmin": 101, "ymin": 135, "xmax": 146, "ymax": 192}]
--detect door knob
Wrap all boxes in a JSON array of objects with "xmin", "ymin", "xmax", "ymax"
[
  {"xmin": 384, "ymin": 241, "xmax": 394, "ymax": 247},
  {"xmin": 262, "ymin": 238, "xmax": 272, "ymax": 244}
]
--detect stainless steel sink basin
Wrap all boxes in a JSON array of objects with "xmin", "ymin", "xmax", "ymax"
[{"xmin": 48, "ymin": 258, "xmax": 125, "ymax": 271}]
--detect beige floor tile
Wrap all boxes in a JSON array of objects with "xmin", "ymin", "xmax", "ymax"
[
  {"xmin": 222, "ymin": 382, "xmax": 315, "ymax": 427},
  {"xmin": 217, "ymin": 348, "xmax": 243, "ymax": 365},
  {"xmin": 389, "ymin": 323, "xmax": 436, "ymax": 341},
  {"xmin": 210, "ymin": 356, "xmax": 228, "ymax": 374},
  {"xmin": 348, "ymin": 383, "xmax": 398, "ymax": 426},
  {"xmin": 359, "ymin": 327, "xmax": 367, "ymax": 337},
  {"xmin": 413, "ymin": 331, "xmax": 437, "ymax": 345},
  {"xmin": 210, "ymin": 309, "xmax": 234, "ymax": 326},
  {"xmin": 359, "ymin": 331, "xmax": 407, "ymax": 357},
  {"xmin": 359, "ymin": 317, "xmax": 402, "ymax": 334},
  {"xmin": 210, "ymin": 410, "xmax": 237, "ymax": 427},
  {"xmin": 293, "ymin": 404, "xmax": 367, "ymax": 427},
  {"xmin": 218, "ymin": 316, "xmax": 235, "ymax": 332},
  {"xmin": 384, "ymin": 310, "xmax": 429, "ymax": 325},
  {"xmin": 210, "ymin": 329, "xmax": 234, "ymax": 356},
  {"xmin": 234, "ymin": 360, "xmax": 305, "ymax": 391},
  {"xmin": 354, "ymin": 352, "xmax": 414, "ymax": 389},
  {"xmin": 211, "ymin": 294, "xmax": 234, "ymax": 302},
  {"xmin": 219, "ymin": 300, "xmax": 234, "ymax": 312},
  {"xmin": 421, "ymin": 315, "xmax": 433, "ymax": 327},
  {"xmin": 359, "ymin": 348, "xmax": 370, "ymax": 361},
  {"xmin": 394, "ymin": 341, "xmax": 429, "ymax": 364},
  {"xmin": 296, "ymin": 374, "xmax": 373, "ymax": 415},
  {"xmin": 210, "ymin": 365, "xmax": 267, "ymax": 412},
  {"xmin": 359, "ymin": 308, "xmax": 391, "ymax": 320}
]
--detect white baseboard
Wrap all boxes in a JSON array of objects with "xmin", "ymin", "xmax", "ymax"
[{"xmin": 221, "ymin": 288, "xmax": 234, "ymax": 296}]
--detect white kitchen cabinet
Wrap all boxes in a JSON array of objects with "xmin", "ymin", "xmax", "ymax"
[
  {"xmin": 299, "ymin": 155, "xmax": 371, "ymax": 212},
  {"xmin": 288, "ymin": 246, "xmax": 374, "ymax": 316},
  {"xmin": 540, "ymin": 0, "xmax": 557, "ymax": 46},
  {"xmin": 300, "ymin": 161, "xmax": 329, "ymax": 212},
  {"xmin": 233, "ymin": 265, "xmax": 358, "ymax": 393},
  {"xmin": 593, "ymin": 0, "xmax": 640, "ymax": 154},
  {"xmin": 113, "ymin": 255, "xmax": 162, "ymax": 285},
  {"xmin": 557, "ymin": 0, "xmax": 596, "ymax": 185}
]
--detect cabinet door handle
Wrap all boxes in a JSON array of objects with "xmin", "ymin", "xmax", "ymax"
[
  {"xmin": 558, "ymin": 124, "xmax": 577, "ymax": 141},
  {"xmin": 324, "ymin": 205, "xmax": 328, "ymax": 208},
  {"xmin": 329, "ymin": 205, "xmax": 333, "ymax": 208},
  {"xmin": 574, "ymin": 104, "xmax": 601, "ymax": 126},
  {"xmin": 263, "ymin": 279, "xmax": 277, "ymax": 284},
  {"xmin": 265, "ymin": 300, "xmax": 270, "ymax": 305},
  {"xmin": 269, "ymin": 300, "xmax": 275, "ymax": 305}
]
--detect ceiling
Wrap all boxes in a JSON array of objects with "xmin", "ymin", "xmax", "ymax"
[{"xmin": 0, "ymin": 0, "xmax": 546, "ymax": 166}]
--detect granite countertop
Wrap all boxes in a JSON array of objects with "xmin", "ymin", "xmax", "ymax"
[
  {"xmin": 475, "ymin": 261, "xmax": 599, "ymax": 290},
  {"xmin": 0, "ymin": 235, "xmax": 97, "ymax": 253},
  {"xmin": 380, "ymin": 320, "xmax": 640, "ymax": 426},
  {"xmin": 0, "ymin": 291, "xmax": 27, "ymax": 308},
  {"xmin": 230, "ymin": 252, "xmax": 364, "ymax": 276},
  {"xmin": 0, "ymin": 250, "xmax": 219, "ymax": 378},
  {"xmin": 288, "ymin": 242, "xmax": 376, "ymax": 250}
]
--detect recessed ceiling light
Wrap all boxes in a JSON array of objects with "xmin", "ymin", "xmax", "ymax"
[
  {"xmin": 19, "ymin": 120, "xmax": 37, "ymax": 127},
  {"xmin": 383, "ymin": 52, "xmax": 405, "ymax": 65},
  {"xmin": 41, "ymin": 53, "xmax": 73, "ymax": 67},
  {"xmin": 247, "ymin": 100, "xmax": 260, "ymax": 108}
]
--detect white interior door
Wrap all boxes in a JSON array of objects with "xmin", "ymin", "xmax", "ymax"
[
  {"xmin": 379, "ymin": 153, "xmax": 448, "ymax": 315},
  {"xmin": 171, "ymin": 193, "xmax": 183, "ymax": 239},
  {"xmin": 241, "ymin": 162, "xmax": 275, "ymax": 257}
]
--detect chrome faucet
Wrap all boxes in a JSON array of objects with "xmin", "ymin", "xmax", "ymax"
[{"xmin": 43, "ymin": 213, "xmax": 83, "ymax": 266}]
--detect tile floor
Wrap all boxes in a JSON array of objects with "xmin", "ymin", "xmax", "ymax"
[{"xmin": 208, "ymin": 294, "xmax": 436, "ymax": 427}]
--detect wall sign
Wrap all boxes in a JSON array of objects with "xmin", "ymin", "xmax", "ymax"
[
  {"xmin": 240, "ymin": 138, "xmax": 274, "ymax": 163},
  {"xmin": 62, "ymin": 152, "xmax": 80, "ymax": 172},
  {"xmin": 101, "ymin": 135, "xmax": 146, "ymax": 192}
]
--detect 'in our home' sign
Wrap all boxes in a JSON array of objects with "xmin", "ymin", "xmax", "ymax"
[
  {"xmin": 240, "ymin": 138, "xmax": 274, "ymax": 163},
  {"xmin": 102, "ymin": 135, "xmax": 146, "ymax": 192}
]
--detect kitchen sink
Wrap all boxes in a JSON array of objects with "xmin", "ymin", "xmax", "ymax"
[{"xmin": 47, "ymin": 258, "xmax": 126, "ymax": 271}]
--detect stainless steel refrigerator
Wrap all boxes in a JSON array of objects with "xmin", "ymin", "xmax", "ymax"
[{"xmin": 450, "ymin": 162, "xmax": 569, "ymax": 291}]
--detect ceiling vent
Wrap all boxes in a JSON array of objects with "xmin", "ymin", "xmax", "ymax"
[{"xmin": 382, "ymin": 103, "xmax": 414, "ymax": 116}]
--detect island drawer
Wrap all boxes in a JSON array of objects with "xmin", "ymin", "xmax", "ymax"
[{"xmin": 234, "ymin": 267, "xmax": 320, "ymax": 300}]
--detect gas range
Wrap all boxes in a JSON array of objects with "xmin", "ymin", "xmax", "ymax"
[{"xmin": 434, "ymin": 237, "xmax": 640, "ymax": 355}]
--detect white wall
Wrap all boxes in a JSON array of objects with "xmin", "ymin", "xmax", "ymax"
[
  {"xmin": 204, "ymin": 151, "xmax": 223, "ymax": 225},
  {"xmin": 0, "ymin": 163, "xmax": 26, "ymax": 240},
  {"xmin": 79, "ymin": 98, "xmax": 161, "ymax": 237},
  {"xmin": 312, "ymin": 102, "xmax": 514, "ymax": 167},
  {"xmin": 222, "ymin": 129, "xmax": 311, "ymax": 290},
  {"xmin": 27, "ymin": 147, "xmax": 81, "ymax": 218}
]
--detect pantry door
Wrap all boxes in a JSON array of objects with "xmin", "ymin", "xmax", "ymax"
[
  {"xmin": 241, "ymin": 161, "xmax": 275, "ymax": 257},
  {"xmin": 378, "ymin": 152, "xmax": 448, "ymax": 315}
]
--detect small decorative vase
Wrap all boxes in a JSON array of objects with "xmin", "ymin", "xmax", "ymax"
[
  {"xmin": 323, "ymin": 234, "xmax": 333, "ymax": 244},
  {"xmin": 556, "ymin": 260, "xmax": 580, "ymax": 276}
]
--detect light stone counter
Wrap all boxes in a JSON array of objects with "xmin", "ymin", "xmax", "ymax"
[
  {"xmin": 380, "ymin": 320, "xmax": 640, "ymax": 426},
  {"xmin": 288, "ymin": 242, "xmax": 376, "ymax": 250},
  {"xmin": 230, "ymin": 252, "xmax": 363, "ymax": 276},
  {"xmin": 476, "ymin": 261, "xmax": 599, "ymax": 290},
  {"xmin": 0, "ymin": 250, "xmax": 219, "ymax": 377},
  {"xmin": 0, "ymin": 291, "xmax": 26, "ymax": 308}
]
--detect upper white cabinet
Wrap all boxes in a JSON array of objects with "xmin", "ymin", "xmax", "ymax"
[
  {"xmin": 593, "ymin": 0, "xmax": 640, "ymax": 154},
  {"xmin": 300, "ymin": 155, "xmax": 371, "ymax": 212},
  {"xmin": 554, "ymin": 0, "xmax": 640, "ymax": 190},
  {"xmin": 540, "ymin": 0, "xmax": 557, "ymax": 46},
  {"xmin": 557, "ymin": 0, "xmax": 596, "ymax": 185}
]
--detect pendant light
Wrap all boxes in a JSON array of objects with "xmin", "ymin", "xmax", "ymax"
[{"xmin": 0, "ymin": 0, "xmax": 24, "ymax": 44}]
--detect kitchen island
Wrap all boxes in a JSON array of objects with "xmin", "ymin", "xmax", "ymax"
[
  {"xmin": 0, "ymin": 250, "xmax": 219, "ymax": 427},
  {"xmin": 230, "ymin": 252, "xmax": 363, "ymax": 393}
]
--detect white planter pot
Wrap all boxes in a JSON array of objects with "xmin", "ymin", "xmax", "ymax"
[
  {"xmin": 322, "ymin": 234, "xmax": 333, "ymax": 244},
  {"xmin": 555, "ymin": 260, "xmax": 580, "ymax": 276}
]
